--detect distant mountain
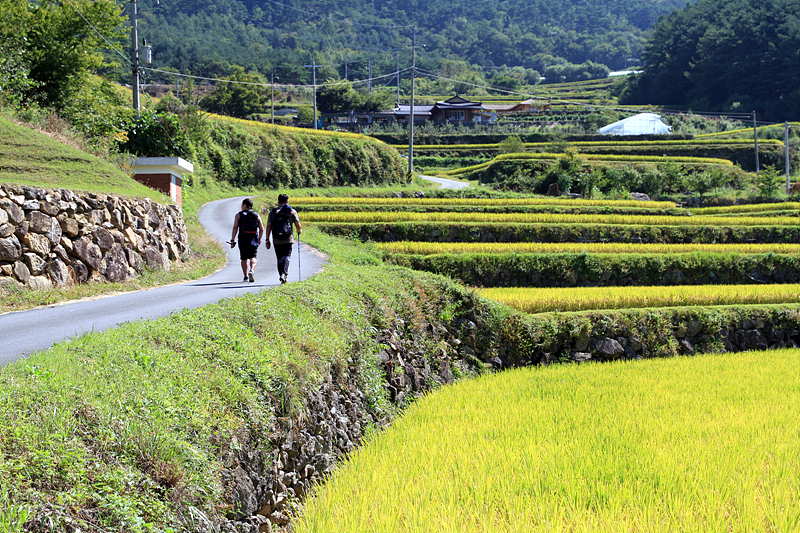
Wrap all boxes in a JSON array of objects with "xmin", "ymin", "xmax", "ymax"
[{"xmin": 127, "ymin": 0, "xmax": 687, "ymax": 84}]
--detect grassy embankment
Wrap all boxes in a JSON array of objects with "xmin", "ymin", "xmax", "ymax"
[
  {"xmin": 0, "ymin": 226, "xmax": 488, "ymax": 531},
  {"xmin": 294, "ymin": 348, "xmax": 800, "ymax": 533}
]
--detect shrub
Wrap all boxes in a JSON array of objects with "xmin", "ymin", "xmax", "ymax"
[
  {"xmin": 753, "ymin": 165, "xmax": 784, "ymax": 198},
  {"xmin": 498, "ymin": 135, "xmax": 525, "ymax": 154}
]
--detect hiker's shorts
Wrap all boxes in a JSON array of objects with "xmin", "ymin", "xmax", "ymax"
[{"xmin": 239, "ymin": 242, "xmax": 258, "ymax": 260}]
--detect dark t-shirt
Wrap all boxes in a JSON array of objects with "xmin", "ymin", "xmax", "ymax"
[
  {"xmin": 237, "ymin": 210, "xmax": 261, "ymax": 245},
  {"xmin": 268, "ymin": 206, "xmax": 299, "ymax": 245}
]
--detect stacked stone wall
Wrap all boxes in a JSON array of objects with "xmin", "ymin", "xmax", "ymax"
[{"xmin": 0, "ymin": 183, "xmax": 189, "ymax": 289}]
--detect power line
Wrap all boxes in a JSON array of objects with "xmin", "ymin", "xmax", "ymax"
[
  {"xmin": 61, "ymin": 0, "xmax": 131, "ymax": 65},
  {"xmin": 142, "ymin": 66, "xmax": 411, "ymax": 90}
]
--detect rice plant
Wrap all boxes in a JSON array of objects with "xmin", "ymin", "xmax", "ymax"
[
  {"xmin": 294, "ymin": 350, "xmax": 800, "ymax": 533},
  {"xmin": 480, "ymin": 283, "xmax": 800, "ymax": 313},
  {"xmin": 302, "ymin": 211, "xmax": 799, "ymax": 227},
  {"xmin": 376, "ymin": 241, "xmax": 800, "ymax": 255}
]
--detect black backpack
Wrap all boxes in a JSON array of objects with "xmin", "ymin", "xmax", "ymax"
[
  {"xmin": 272, "ymin": 205, "xmax": 294, "ymax": 240},
  {"xmin": 238, "ymin": 210, "xmax": 259, "ymax": 240}
]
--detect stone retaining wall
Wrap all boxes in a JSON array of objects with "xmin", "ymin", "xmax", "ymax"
[
  {"xmin": 217, "ymin": 299, "xmax": 800, "ymax": 532},
  {"xmin": 220, "ymin": 316, "xmax": 479, "ymax": 533},
  {"xmin": 0, "ymin": 183, "xmax": 189, "ymax": 289}
]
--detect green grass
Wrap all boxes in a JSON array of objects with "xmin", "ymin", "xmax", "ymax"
[
  {"xmin": 0, "ymin": 116, "xmax": 169, "ymax": 200},
  {"xmin": 294, "ymin": 349, "xmax": 800, "ymax": 533},
  {"xmin": 0, "ymin": 235, "xmax": 472, "ymax": 531}
]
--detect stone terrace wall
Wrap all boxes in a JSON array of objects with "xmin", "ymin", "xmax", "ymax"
[{"xmin": 0, "ymin": 183, "xmax": 189, "ymax": 290}]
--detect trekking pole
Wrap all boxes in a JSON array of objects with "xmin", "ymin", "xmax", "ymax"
[{"xmin": 297, "ymin": 234, "xmax": 301, "ymax": 280}]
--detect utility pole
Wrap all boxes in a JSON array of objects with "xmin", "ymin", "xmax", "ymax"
[
  {"xmin": 396, "ymin": 54, "xmax": 400, "ymax": 107},
  {"xmin": 753, "ymin": 111, "xmax": 760, "ymax": 178},
  {"xmin": 271, "ymin": 68, "xmax": 277, "ymax": 125},
  {"xmin": 130, "ymin": 0, "xmax": 140, "ymax": 117},
  {"xmin": 304, "ymin": 56, "xmax": 321, "ymax": 130},
  {"xmin": 368, "ymin": 59, "xmax": 372, "ymax": 94},
  {"xmin": 786, "ymin": 122, "xmax": 791, "ymax": 192},
  {"xmin": 408, "ymin": 28, "xmax": 416, "ymax": 180}
]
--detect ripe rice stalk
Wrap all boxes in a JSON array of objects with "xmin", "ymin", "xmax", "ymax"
[
  {"xmin": 692, "ymin": 203, "xmax": 800, "ymax": 215},
  {"xmin": 294, "ymin": 350, "xmax": 800, "ymax": 533},
  {"xmin": 292, "ymin": 197, "xmax": 679, "ymax": 209},
  {"xmin": 480, "ymin": 284, "xmax": 800, "ymax": 314},
  {"xmin": 376, "ymin": 241, "xmax": 800, "ymax": 255},
  {"xmin": 301, "ymin": 211, "xmax": 799, "ymax": 227}
]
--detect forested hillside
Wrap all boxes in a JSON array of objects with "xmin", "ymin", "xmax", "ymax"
[
  {"xmin": 622, "ymin": 0, "xmax": 800, "ymax": 121},
  {"xmin": 126, "ymin": 0, "xmax": 686, "ymax": 85}
]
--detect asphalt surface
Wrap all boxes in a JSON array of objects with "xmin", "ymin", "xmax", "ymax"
[
  {"xmin": 0, "ymin": 196, "xmax": 327, "ymax": 364},
  {"xmin": 418, "ymin": 175, "xmax": 471, "ymax": 190}
]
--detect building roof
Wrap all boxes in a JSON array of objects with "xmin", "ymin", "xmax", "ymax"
[
  {"xmin": 598, "ymin": 113, "xmax": 671, "ymax": 136},
  {"xmin": 483, "ymin": 104, "xmax": 517, "ymax": 112},
  {"xmin": 435, "ymin": 95, "xmax": 485, "ymax": 110},
  {"xmin": 394, "ymin": 105, "xmax": 434, "ymax": 116}
]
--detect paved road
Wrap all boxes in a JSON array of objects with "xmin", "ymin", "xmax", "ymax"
[
  {"xmin": 0, "ymin": 197, "xmax": 327, "ymax": 364},
  {"xmin": 418, "ymin": 175, "xmax": 471, "ymax": 190}
]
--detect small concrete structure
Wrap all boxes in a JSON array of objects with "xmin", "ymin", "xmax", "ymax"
[{"xmin": 131, "ymin": 157, "xmax": 193, "ymax": 206}]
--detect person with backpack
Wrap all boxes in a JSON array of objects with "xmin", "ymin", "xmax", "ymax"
[
  {"xmin": 265, "ymin": 193, "xmax": 302, "ymax": 284},
  {"xmin": 230, "ymin": 198, "xmax": 265, "ymax": 282}
]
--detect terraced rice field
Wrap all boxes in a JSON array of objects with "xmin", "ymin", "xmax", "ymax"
[
  {"xmin": 480, "ymin": 283, "xmax": 800, "ymax": 313},
  {"xmin": 300, "ymin": 196, "xmax": 800, "ymax": 309},
  {"xmin": 294, "ymin": 349, "xmax": 800, "ymax": 533},
  {"xmin": 302, "ymin": 211, "xmax": 799, "ymax": 227},
  {"xmin": 376, "ymin": 241, "xmax": 800, "ymax": 255},
  {"xmin": 296, "ymin": 195, "xmax": 800, "ymax": 533}
]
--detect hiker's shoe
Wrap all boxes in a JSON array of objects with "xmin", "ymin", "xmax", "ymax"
[
  {"xmin": 248, "ymin": 271, "xmax": 254, "ymax": 283},
  {"xmin": 243, "ymin": 275, "xmax": 249, "ymax": 282},
  {"xmin": 279, "ymin": 273, "xmax": 287, "ymax": 284}
]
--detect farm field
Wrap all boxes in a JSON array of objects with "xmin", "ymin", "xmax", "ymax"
[
  {"xmin": 300, "ymin": 194, "xmax": 800, "ymax": 292},
  {"xmin": 481, "ymin": 283, "xmax": 800, "ymax": 313},
  {"xmin": 376, "ymin": 241, "xmax": 800, "ymax": 255},
  {"xmin": 301, "ymin": 210, "xmax": 798, "ymax": 227},
  {"xmin": 294, "ymin": 348, "xmax": 800, "ymax": 533}
]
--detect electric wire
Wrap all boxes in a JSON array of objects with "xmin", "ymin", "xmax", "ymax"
[
  {"xmin": 142, "ymin": 65, "xmax": 412, "ymax": 89},
  {"xmin": 61, "ymin": 0, "xmax": 132, "ymax": 65}
]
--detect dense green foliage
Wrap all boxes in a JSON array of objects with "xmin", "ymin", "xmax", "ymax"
[
  {"xmin": 450, "ymin": 153, "xmax": 746, "ymax": 198},
  {"xmin": 622, "ymin": 0, "xmax": 800, "ymax": 121},
  {"xmin": 0, "ymin": 0, "xmax": 126, "ymax": 110},
  {"xmin": 123, "ymin": 0, "xmax": 686, "ymax": 91},
  {"xmin": 319, "ymin": 221, "xmax": 800, "ymax": 245}
]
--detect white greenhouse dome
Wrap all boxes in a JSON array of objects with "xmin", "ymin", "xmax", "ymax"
[{"xmin": 598, "ymin": 113, "xmax": 671, "ymax": 135}]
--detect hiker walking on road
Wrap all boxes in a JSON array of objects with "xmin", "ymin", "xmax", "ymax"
[
  {"xmin": 265, "ymin": 193, "xmax": 302, "ymax": 284},
  {"xmin": 230, "ymin": 198, "xmax": 265, "ymax": 283}
]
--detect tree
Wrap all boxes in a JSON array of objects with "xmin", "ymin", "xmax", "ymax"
[
  {"xmin": 499, "ymin": 135, "xmax": 525, "ymax": 154},
  {"xmin": 317, "ymin": 81, "xmax": 394, "ymax": 113},
  {"xmin": 623, "ymin": 0, "xmax": 800, "ymax": 121},
  {"xmin": 200, "ymin": 66, "xmax": 268, "ymax": 118},
  {"xmin": 0, "ymin": 0, "xmax": 36, "ymax": 107},
  {"xmin": 25, "ymin": 0, "xmax": 127, "ymax": 108}
]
